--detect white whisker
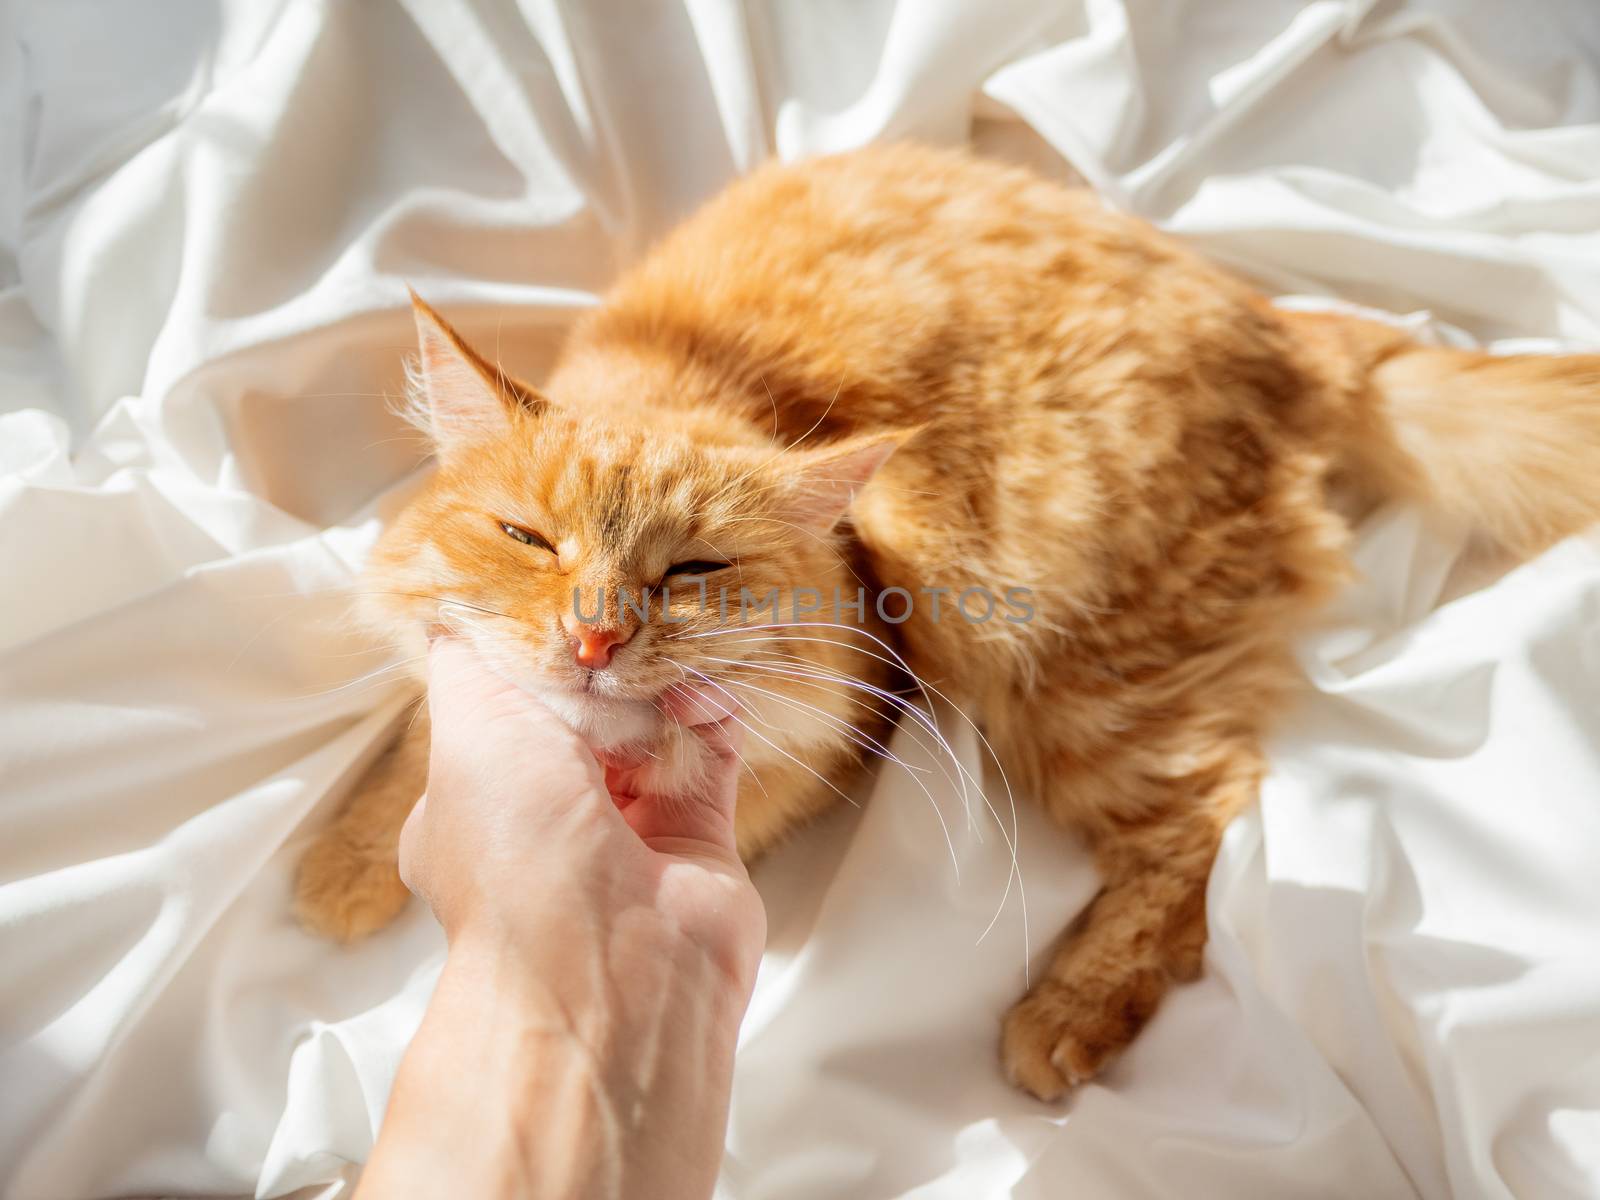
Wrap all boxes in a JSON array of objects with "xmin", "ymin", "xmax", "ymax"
[
  {"xmin": 677, "ymin": 665, "xmax": 861, "ymax": 810},
  {"xmin": 713, "ymin": 670, "xmax": 960, "ymax": 878},
  {"xmin": 679, "ymin": 620, "xmax": 1028, "ymax": 970}
]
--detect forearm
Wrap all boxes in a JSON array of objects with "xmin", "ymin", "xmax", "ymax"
[{"xmin": 356, "ymin": 926, "xmax": 748, "ymax": 1200}]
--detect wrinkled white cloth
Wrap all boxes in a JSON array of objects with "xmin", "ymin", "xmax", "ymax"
[{"xmin": 3, "ymin": 2, "xmax": 1599, "ymax": 1198}]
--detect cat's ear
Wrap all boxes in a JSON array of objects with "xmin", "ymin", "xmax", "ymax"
[
  {"xmin": 781, "ymin": 429, "xmax": 913, "ymax": 532},
  {"xmin": 405, "ymin": 289, "xmax": 548, "ymax": 459}
]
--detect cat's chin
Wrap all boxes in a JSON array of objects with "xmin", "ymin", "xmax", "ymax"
[{"xmin": 532, "ymin": 685, "xmax": 661, "ymax": 753}]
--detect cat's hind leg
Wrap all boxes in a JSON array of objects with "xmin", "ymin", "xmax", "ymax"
[{"xmin": 294, "ymin": 707, "xmax": 429, "ymax": 941}]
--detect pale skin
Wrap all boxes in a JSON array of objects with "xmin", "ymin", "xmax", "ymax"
[{"xmin": 356, "ymin": 637, "xmax": 765, "ymax": 1200}]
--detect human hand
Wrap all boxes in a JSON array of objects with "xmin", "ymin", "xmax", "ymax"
[
  {"xmin": 359, "ymin": 636, "xmax": 764, "ymax": 1200},
  {"xmin": 399, "ymin": 635, "xmax": 765, "ymax": 994}
]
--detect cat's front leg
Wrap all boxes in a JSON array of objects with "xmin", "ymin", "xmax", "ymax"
[
  {"xmin": 998, "ymin": 741, "xmax": 1258, "ymax": 1098},
  {"xmin": 294, "ymin": 705, "xmax": 429, "ymax": 941}
]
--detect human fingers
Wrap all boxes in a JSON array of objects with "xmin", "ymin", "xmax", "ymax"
[
  {"xmin": 660, "ymin": 681, "xmax": 738, "ymax": 728},
  {"xmin": 619, "ymin": 716, "xmax": 745, "ymax": 853}
]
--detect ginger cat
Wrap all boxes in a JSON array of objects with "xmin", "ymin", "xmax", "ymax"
[{"xmin": 295, "ymin": 144, "xmax": 1600, "ymax": 1098}]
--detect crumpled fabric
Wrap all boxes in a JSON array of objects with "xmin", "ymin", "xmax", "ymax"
[{"xmin": 2, "ymin": 2, "xmax": 1598, "ymax": 1197}]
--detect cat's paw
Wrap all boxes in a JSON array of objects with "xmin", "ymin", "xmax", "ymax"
[
  {"xmin": 293, "ymin": 832, "xmax": 412, "ymax": 942},
  {"xmin": 1000, "ymin": 967, "xmax": 1166, "ymax": 1100}
]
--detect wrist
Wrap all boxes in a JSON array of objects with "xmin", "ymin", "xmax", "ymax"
[
  {"xmin": 446, "ymin": 892, "xmax": 757, "ymax": 1043},
  {"xmin": 410, "ymin": 920, "xmax": 747, "ymax": 1197},
  {"xmin": 443, "ymin": 912, "xmax": 752, "ymax": 1072}
]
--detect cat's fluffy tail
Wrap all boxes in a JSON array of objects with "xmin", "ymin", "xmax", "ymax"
[{"xmin": 1285, "ymin": 308, "xmax": 1600, "ymax": 556}]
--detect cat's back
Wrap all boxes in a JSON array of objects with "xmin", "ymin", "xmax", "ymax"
[
  {"xmin": 564, "ymin": 143, "xmax": 1266, "ymax": 439},
  {"xmin": 672, "ymin": 142, "xmax": 1100, "ymax": 267},
  {"xmin": 602, "ymin": 142, "xmax": 1144, "ymax": 356}
]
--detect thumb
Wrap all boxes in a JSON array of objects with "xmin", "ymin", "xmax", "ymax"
[
  {"xmin": 427, "ymin": 635, "xmax": 546, "ymax": 740},
  {"xmin": 424, "ymin": 634, "xmax": 605, "ymax": 805}
]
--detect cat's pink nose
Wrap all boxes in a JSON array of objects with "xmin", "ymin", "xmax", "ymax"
[{"xmin": 573, "ymin": 625, "xmax": 629, "ymax": 670}]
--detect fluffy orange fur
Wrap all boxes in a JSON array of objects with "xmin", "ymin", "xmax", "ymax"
[{"xmin": 294, "ymin": 144, "xmax": 1600, "ymax": 1098}]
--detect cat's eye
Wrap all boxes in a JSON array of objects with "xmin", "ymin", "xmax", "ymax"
[
  {"xmin": 499, "ymin": 521, "xmax": 556, "ymax": 553},
  {"xmin": 664, "ymin": 559, "xmax": 730, "ymax": 578}
]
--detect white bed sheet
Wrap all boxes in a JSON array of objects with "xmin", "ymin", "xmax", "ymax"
[{"xmin": 3, "ymin": 2, "xmax": 1599, "ymax": 1197}]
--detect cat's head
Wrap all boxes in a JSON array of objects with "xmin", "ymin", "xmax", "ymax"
[{"xmin": 363, "ymin": 294, "xmax": 902, "ymax": 756}]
